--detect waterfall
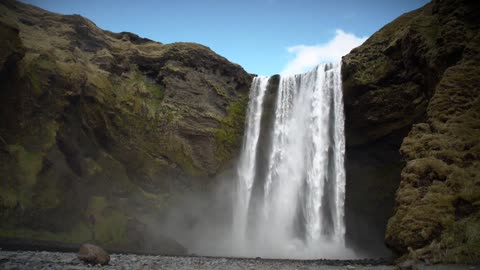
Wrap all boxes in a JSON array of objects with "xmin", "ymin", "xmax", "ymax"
[
  {"xmin": 234, "ymin": 76, "xmax": 268, "ymax": 246},
  {"xmin": 233, "ymin": 63, "xmax": 351, "ymax": 259}
]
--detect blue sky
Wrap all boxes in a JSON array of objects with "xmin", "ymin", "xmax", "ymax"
[{"xmin": 22, "ymin": 0, "xmax": 429, "ymax": 75}]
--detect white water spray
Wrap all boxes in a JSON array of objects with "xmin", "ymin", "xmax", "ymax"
[
  {"xmin": 233, "ymin": 63, "xmax": 352, "ymax": 259},
  {"xmin": 234, "ymin": 76, "xmax": 268, "ymax": 247}
]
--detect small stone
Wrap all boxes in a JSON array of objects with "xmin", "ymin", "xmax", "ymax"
[
  {"xmin": 78, "ymin": 243, "xmax": 110, "ymax": 266},
  {"xmin": 346, "ymin": 265, "xmax": 355, "ymax": 270}
]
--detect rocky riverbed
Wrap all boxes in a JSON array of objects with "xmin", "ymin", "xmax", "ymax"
[{"xmin": 0, "ymin": 250, "xmax": 479, "ymax": 270}]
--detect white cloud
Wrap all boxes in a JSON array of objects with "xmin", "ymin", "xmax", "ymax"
[{"xmin": 281, "ymin": 29, "xmax": 367, "ymax": 75}]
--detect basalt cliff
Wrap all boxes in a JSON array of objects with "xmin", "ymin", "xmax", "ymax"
[
  {"xmin": 342, "ymin": 0, "xmax": 480, "ymax": 263},
  {"xmin": 0, "ymin": 0, "xmax": 251, "ymax": 253},
  {"xmin": 0, "ymin": 0, "xmax": 479, "ymax": 264}
]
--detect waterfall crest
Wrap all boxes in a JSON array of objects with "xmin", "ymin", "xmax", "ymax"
[{"xmin": 233, "ymin": 63, "xmax": 352, "ymax": 259}]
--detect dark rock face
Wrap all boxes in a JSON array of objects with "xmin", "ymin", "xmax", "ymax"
[
  {"xmin": 342, "ymin": 0, "xmax": 480, "ymax": 263},
  {"xmin": 78, "ymin": 243, "xmax": 110, "ymax": 265},
  {"xmin": 0, "ymin": 1, "xmax": 251, "ymax": 253}
]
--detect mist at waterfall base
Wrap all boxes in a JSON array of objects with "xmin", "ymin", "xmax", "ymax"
[{"xmin": 160, "ymin": 64, "xmax": 359, "ymax": 260}]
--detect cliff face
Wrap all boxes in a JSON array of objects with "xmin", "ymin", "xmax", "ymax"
[
  {"xmin": 0, "ymin": 1, "xmax": 251, "ymax": 252},
  {"xmin": 342, "ymin": 0, "xmax": 480, "ymax": 263}
]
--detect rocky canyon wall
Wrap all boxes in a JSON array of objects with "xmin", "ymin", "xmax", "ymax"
[
  {"xmin": 1, "ymin": 0, "xmax": 479, "ymax": 263},
  {"xmin": 0, "ymin": 0, "xmax": 251, "ymax": 253},
  {"xmin": 342, "ymin": 0, "xmax": 480, "ymax": 263}
]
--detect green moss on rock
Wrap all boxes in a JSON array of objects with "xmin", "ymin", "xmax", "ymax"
[
  {"xmin": 0, "ymin": 0, "xmax": 251, "ymax": 254},
  {"xmin": 23, "ymin": 53, "xmax": 57, "ymax": 97},
  {"xmin": 0, "ymin": 187, "xmax": 17, "ymax": 209},
  {"xmin": 386, "ymin": 59, "xmax": 480, "ymax": 263},
  {"xmin": 343, "ymin": 0, "xmax": 480, "ymax": 262},
  {"xmin": 213, "ymin": 96, "xmax": 248, "ymax": 167},
  {"xmin": 6, "ymin": 144, "xmax": 43, "ymax": 206},
  {"xmin": 165, "ymin": 135, "xmax": 201, "ymax": 176}
]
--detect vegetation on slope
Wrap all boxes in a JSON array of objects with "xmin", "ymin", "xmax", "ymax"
[
  {"xmin": 342, "ymin": 0, "xmax": 480, "ymax": 263},
  {"xmin": 0, "ymin": 0, "xmax": 251, "ymax": 253}
]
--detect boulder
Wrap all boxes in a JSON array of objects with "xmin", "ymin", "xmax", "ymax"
[{"xmin": 78, "ymin": 243, "xmax": 110, "ymax": 266}]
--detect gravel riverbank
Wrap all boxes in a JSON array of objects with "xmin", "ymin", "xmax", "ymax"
[{"xmin": 0, "ymin": 250, "xmax": 478, "ymax": 270}]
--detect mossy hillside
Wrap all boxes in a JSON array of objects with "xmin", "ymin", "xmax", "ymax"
[
  {"xmin": 115, "ymin": 68, "xmax": 164, "ymax": 102},
  {"xmin": 386, "ymin": 61, "xmax": 480, "ymax": 263},
  {"xmin": 341, "ymin": 0, "xmax": 480, "ymax": 262},
  {"xmin": 0, "ymin": 0, "xmax": 252, "ymax": 253},
  {"xmin": 6, "ymin": 145, "xmax": 42, "ymax": 186},
  {"xmin": 0, "ymin": 20, "xmax": 25, "ymax": 69},
  {"xmin": 206, "ymin": 78, "xmax": 228, "ymax": 98},
  {"xmin": 86, "ymin": 196, "xmax": 128, "ymax": 246},
  {"xmin": 0, "ymin": 146, "xmax": 172, "ymax": 249},
  {"xmin": 107, "ymin": 65, "xmax": 248, "ymax": 178},
  {"xmin": 105, "ymin": 73, "xmax": 201, "ymax": 179},
  {"xmin": 342, "ymin": 18, "xmax": 433, "ymax": 252},
  {"xmin": 341, "ymin": 1, "xmax": 461, "ymax": 146},
  {"xmin": 213, "ymin": 96, "xmax": 249, "ymax": 168},
  {"xmin": 23, "ymin": 53, "xmax": 57, "ymax": 97},
  {"xmin": 1, "ymin": 169, "xmax": 113, "ymax": 245},
  {"xmin": 0, "ymin": 195, "xmax": 144, "ymax": 250},
  {"xmin": 0, "ymin": 225, "xmax": 91, "ymax": 244},
  {"xmin": 0, "ymin": 51, "xmax": 75, "ymax": 211},
  {"xmin": 386, "ymin": 177, "xmax": 455, "ymax": 251},
  {"xmin": 431, "ymin": 212, "xmax": 480, "ymax": 264},
  {"xmin": 1, "ymin": 144, "xmax": 49, "ymax": 210}
]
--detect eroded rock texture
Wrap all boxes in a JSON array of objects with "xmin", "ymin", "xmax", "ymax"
[
  {"xmin": 0, "ymin": 0, "xmax": 251, "ymax": 253},
  {"xmin": 342, "ymin": 0, "xmax": 480, "ymax": 263}
]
